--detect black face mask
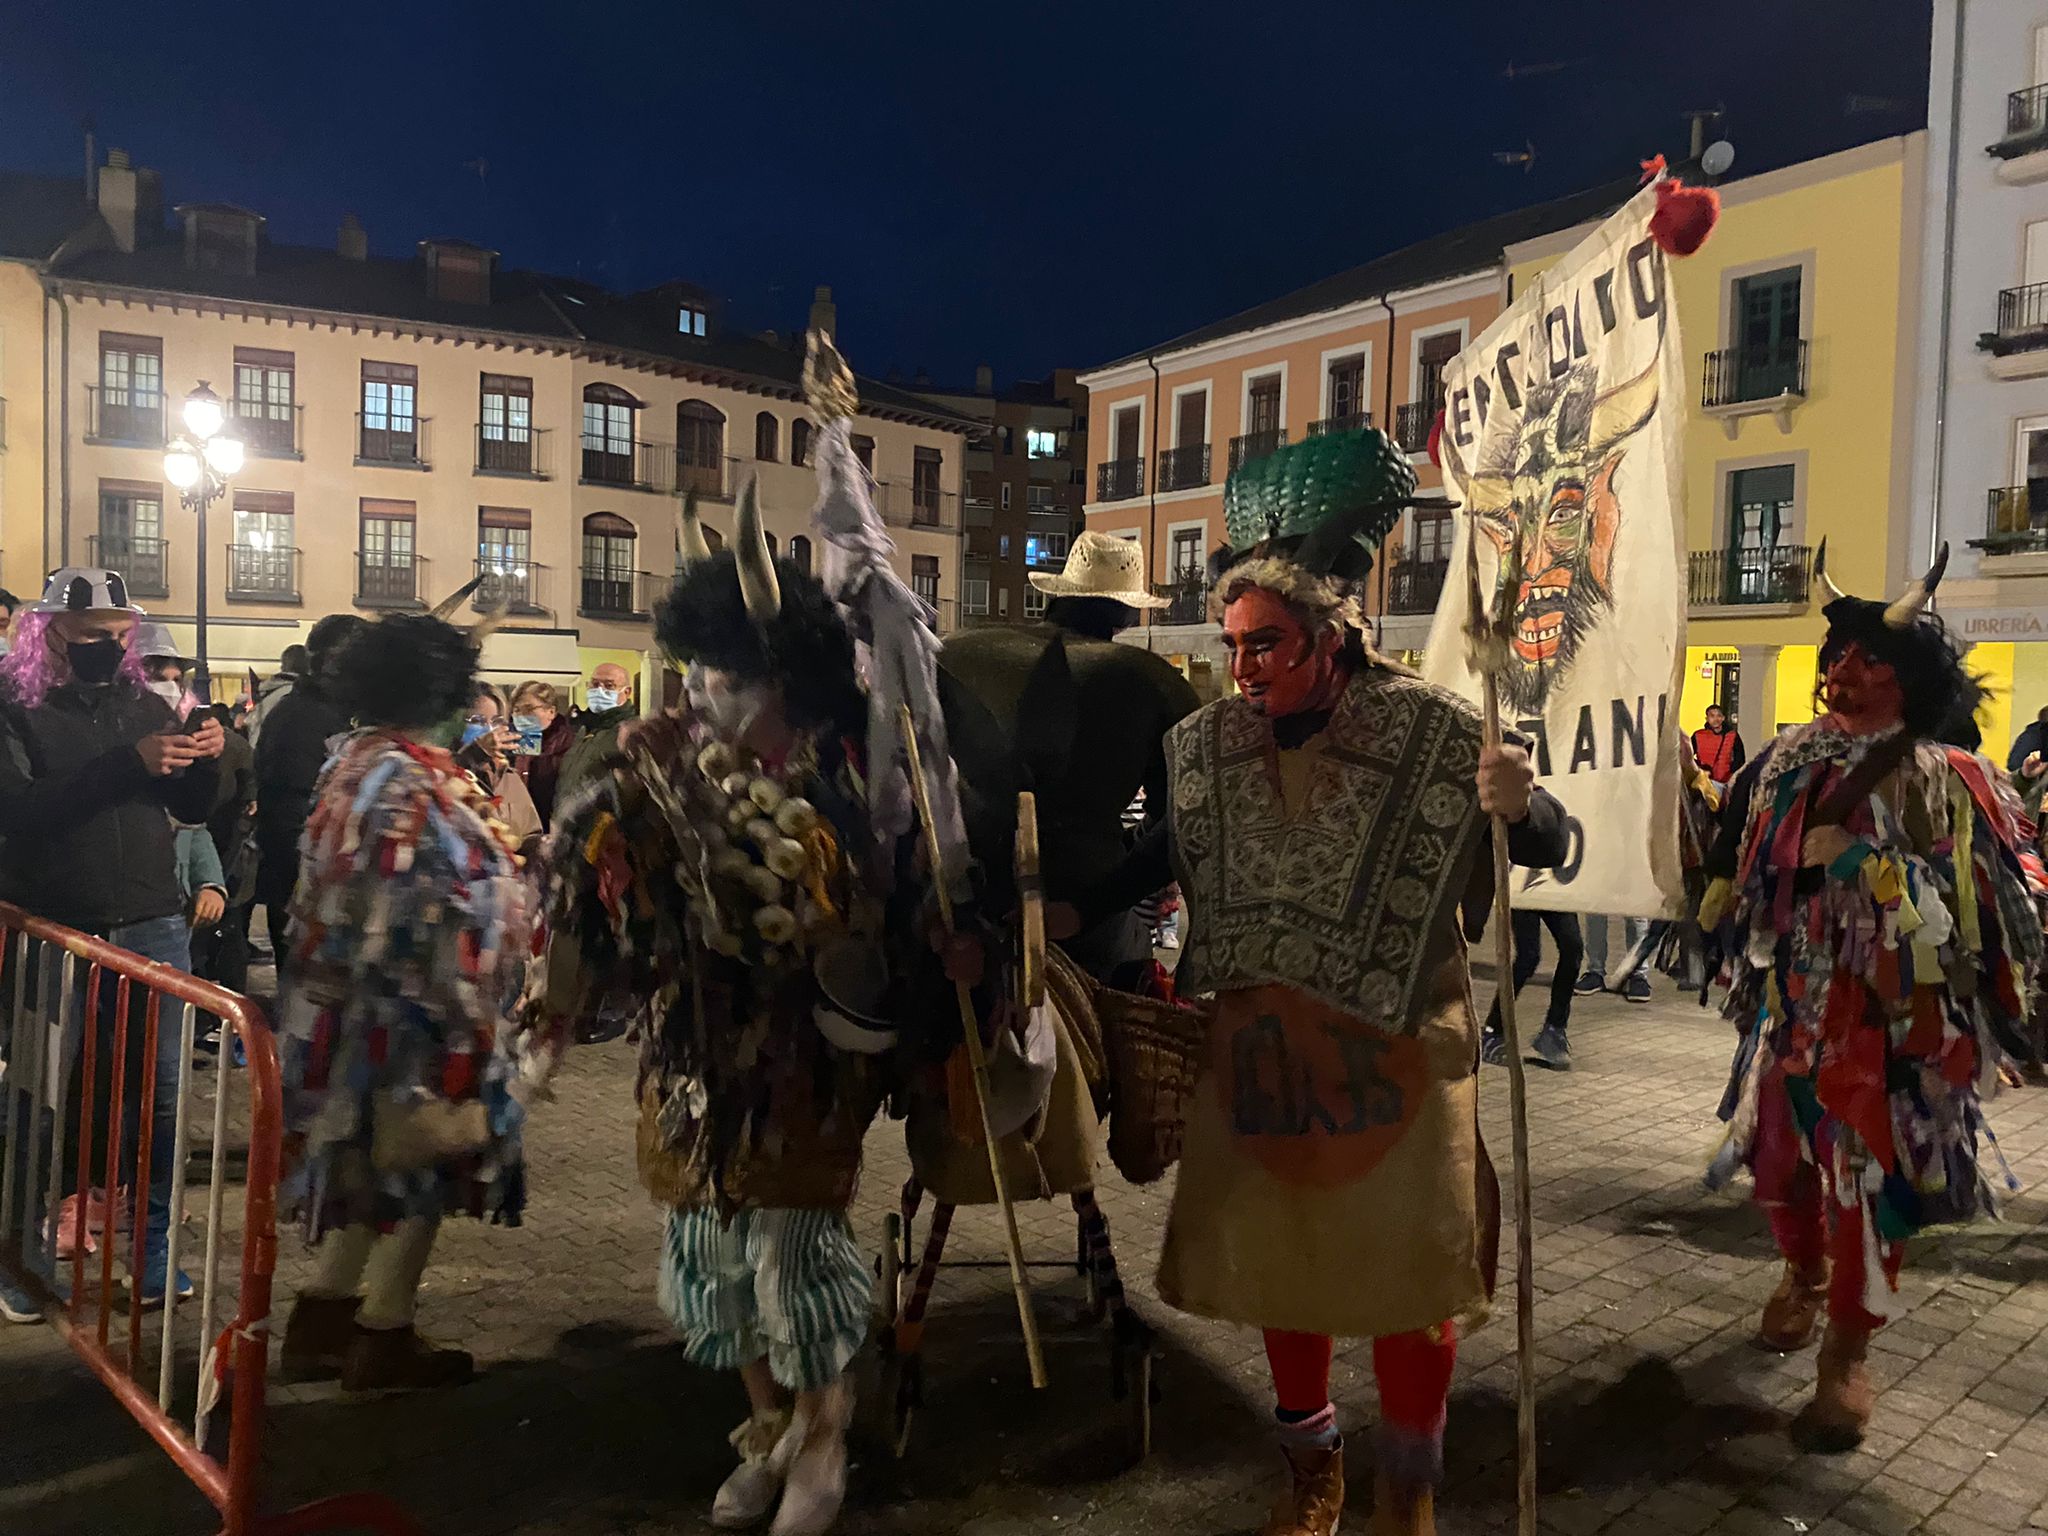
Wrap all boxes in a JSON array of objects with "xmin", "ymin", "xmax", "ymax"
[{"xmin": 65, "ymin": 637, "xmax": 126, "ymax": 686}]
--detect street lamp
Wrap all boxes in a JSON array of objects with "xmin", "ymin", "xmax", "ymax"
[{"xmin": 163, "ymin": 381, "xmax": 243, "ymax": 700}]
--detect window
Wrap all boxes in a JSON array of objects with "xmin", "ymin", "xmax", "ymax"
[
  {"xmin": 1170, "ymin": 527, "xmax": 1203, "ymax": 581},
  {"xmin": 97, "ymin": 333, "xmax": 164, "ymax": 443},
  {"xmin": 360, "ymin": 361, "xmax": 419, "ymax": 463},
  {"xmin": 679, "ymin": 306, "xmax": 708, "ymax": 337},
  {"xmin": 96, "ymin": 480, "xmax": 168, "ymax": 597},
  {"xmin": 1326, "ymin": 354, "xmax": 1366, "ymax": 423},
  {"xmin": 232, "ymin": 347, "xmax": 296, "ymax": 455},
  {"xmin": 581, "ymin": 512, "xmax": 640, "ymax": 615},
  {"xmin": 791, "ymin": 418, "xmax": 813, "ymax": 467},
  {"xmin": 1024, "ymin": 584, "xmax": 1046, "ymax": 618},
  {"xmin": 789, "ymin": 534, "xmax": 812, "ymax": 575},
  {"xmin": 1175, "ymin": 389, "xmax": 1208, "ymax": 448},
  {"xmin": 1415, "ymin": 333, "xmax": 1459, "ymax": 412},
  {"xmin": 963, "ymin": 577, "xmax": 991, "ymax": 616},
  {"xmin": 677, "ymin": 400, "xmax": 728, "ymax": 496},
  {"xmin": 582, "ymin": 383, "xmax": 640, "ymax": 485},
  {"xmin": 358, "ymin": 499, "xmax": 418, "ymax": 604},
  {"xmin": 1001, "ymin": 483, "xmax": 1012, "ymax": 511},
  {"xmin": 1111, "ymin": 404, "xmax": 1141, "ymax": 461},
  {"xmin": 911, "ymin": 553, "xmax": 940, "ymax": 609},
  {"xmin": 755, "ymin": 411, "xmax": 780, "ymax": 462},
  {"xmin": 912, "ymin": 447, "xmax": 943, "ymax": 522},
  {"xmin": 1027, "ymin": 484, "xmax": 1055, "ymax": 514},
  {"xmin": 999, "ymin": 535, "xmax": 1011, "ymax": 559},
  {"xmin": 1411, "ymin": 511, "xmax": 1453, "ymax": 565},
  {"xmin": 1026, "ymin": 531, "xmax": 1069, "ymax": 567},
  {"xmin": 1731, "ymin": 267, "xmax": 1803, "ymax": 400},
  {"xmin": 479, "ymin": 373, "xmax": 534, "ymax": 474},
  {"xmin": 1725, "ymin": 464, "xmax": 1797, "ymax": 602},
  {"xmin": 479, "ymin": 507, "xmax": 535, "ymax": 609},
  {"xmin": 998, "ymin": 587, "xmax": 1010, "ymax": 617},
  {"xmin": 1245, "ymin": 374, "xmax": 1282, "ymax": 436},
  {"xmin": 230, "ymin": 489, "xmax": 296, "ymax": 598},
  {"xmin": 1027, "ymin": 427, "xmax": 1059, "ymax": 458},
  {"xmin": 852, "ymin": 434, "xmax": 876, "ymax": 474}
]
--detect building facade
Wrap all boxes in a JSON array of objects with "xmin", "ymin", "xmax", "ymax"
[
  {"xmin": 913, "ymin": 367, "xmax": 1087, "ymax": 625},
  {"xmin": 0, "ymin": 149, "xmax": 972, "ymax": 704},
  {"xmin": 1910, "ymin": 0, "xmax": 2048, "ymax": 756}
]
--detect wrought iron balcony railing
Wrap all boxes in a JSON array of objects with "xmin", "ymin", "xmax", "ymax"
[
  {"xmin": 1385, "ymin": 558, "xmax": 1448, "ymax": 616},
  {"xmin": 578, "ymin": 567, "xmax": 661, "ymax": 621},
  {"xmin": 1308, "ymin": 411, "xmax": 1373, "ymax": 437},
  {"xmin": 1982, "ymin": 483, "xmax": 2048, "ymax": 553},
  {"xmin": 476, "ymin": 423, "xmax": 551, "ymax": 479},
  {"xmin": 580, "ymin": 436, "xmax": 675, "ymax": 494},
  {"xmin": 355, "ymin": 551, "xmax": 426, "ymax": 608},
  {"xmin": 1152, "ymin": 575, "xmax": 1209, "ymax": 626},
  {"xmin": 677, "ymin": 453, "xmax": 742, "ymax": 501},
  {"xmin": 84, "ymin": 386, "xmax": 166, "ymax": 448},
  {"xmin": 1157, "ymin": 443, "xmax": 1211, "ymax": 492},
  {"xmin": 356, "ymin": 413, "xmax": 430, "ymax": 468},
  {"xmin": 1701, "ymin": 341, "xmax": 1811, "ymax": 408},
  {"xmin": 475, "ymin": 558, "xmax": 549, "ymax": 614},
  {"xmin": 230, "ymin": 401, "xmax": 303, "ymax": 459},
  {"xmin": 88, "ymin": 534, "xmax": 169, "ymax": 599},
  {"xmin": 226, "ymin": 543, "xmax": 301, "ymax": 603},
  {"xmin": 1999, "ymin": 82, "xmax": 2048, "ymax": 152},
  {"xmin": 1687, "ymin": 544, "xmax": 1813, "ymax": 607},
  {"xmin": 1228, "ymin": 430, "xmax": 1286, "ymax": 474},
  {"xmin": 1393, "ymin": 402, "xmax": 1436, "ymax": 454},
  {"xmin": 1096, "ymin": 457, "xmax": 1144, "ymax": 502}
]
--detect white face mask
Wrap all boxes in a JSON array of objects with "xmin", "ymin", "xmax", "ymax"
[
  {"xmin": 147, "ymin": 679, "xmax": 183, "ymax": 706},
  {"xmin": 584, "ymin": 686, "xmax": 620, "ymax": 713}
]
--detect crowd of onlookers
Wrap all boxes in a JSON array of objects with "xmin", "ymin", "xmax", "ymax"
[{"xmin": 0, "ymin": 573, "xmax": 637, "ymax": 1323}]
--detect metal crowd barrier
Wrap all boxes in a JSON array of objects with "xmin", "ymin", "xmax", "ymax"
[{"xmin": 0, "ymin": 901, "xmax": 425, "ymax": 1536}]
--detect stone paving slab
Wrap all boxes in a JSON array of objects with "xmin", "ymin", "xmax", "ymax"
[{"xmin": 4, "ymin": 977, "xmax": 2048, "ymax": 1535}]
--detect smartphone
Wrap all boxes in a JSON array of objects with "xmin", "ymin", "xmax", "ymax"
[{"xmin": 182, "ymin": 711, "xmax": 213, "ymax": 736}]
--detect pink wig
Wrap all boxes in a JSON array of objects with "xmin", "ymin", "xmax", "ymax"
[{"xmin": 0, "ymin": 610, "xmax": 151, "ymax": 709}]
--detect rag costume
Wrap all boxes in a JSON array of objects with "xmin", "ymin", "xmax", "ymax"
[
  {"xmin": 276, "ymin": 597, "xmax": 532, "ymax": 1392},
  {"xmin": 1078, "ymin": 430, "xmax": 1568, "ymax": 1536},
  {"xmin": 1703, "ymin": 544, "xmax": 2046, "ymax": 1449}
]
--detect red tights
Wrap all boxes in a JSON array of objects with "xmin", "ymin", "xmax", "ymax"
[
  {"xmin": 1263, "ymin": 1322, "xmax": 1457, "ymax": 1435},
  {"xmin": 1767, "ymin": 1174, "xmax": 1901, "ymax": 1333}
]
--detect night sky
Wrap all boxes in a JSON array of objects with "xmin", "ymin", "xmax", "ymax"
[{"xmin": 1, "ymin": 0, "xmax": 1931, "ymax": 387}]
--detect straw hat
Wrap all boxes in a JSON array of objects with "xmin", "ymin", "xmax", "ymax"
[{"xmin": 1026, "ymin": 531, "xmax": 1168, "ymax": 608}]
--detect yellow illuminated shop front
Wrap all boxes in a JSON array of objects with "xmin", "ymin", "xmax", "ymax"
[{"xmin": 1679, "ymin": 645, "xmax": 1819, "ymax": 745}]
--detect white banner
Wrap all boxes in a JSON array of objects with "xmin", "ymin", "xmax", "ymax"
[{"xmin": 1422, "ymin": 181, "xmax": 1687, "ymax": 916}]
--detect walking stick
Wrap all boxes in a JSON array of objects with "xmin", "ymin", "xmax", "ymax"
[
  {"xmin": 898, "ymin": 705, "xmax": 1049, "ymax": 1389},
  {"xmin": 1464, "ymin": 528, "xmax": 1538, "ymax": 1536}
]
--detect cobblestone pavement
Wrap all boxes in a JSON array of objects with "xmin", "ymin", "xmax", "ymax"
[{"xmin": 5, "ymin": 977, "xmax": 2048, "ymax": 1536}]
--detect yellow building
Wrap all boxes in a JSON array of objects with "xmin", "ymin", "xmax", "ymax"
[
  {"xmin": 0, "ymin": 150, "xmax": 973, "ymax": 704},
  {"xmin": 1505, "ymin": 134, "xmax": 1929, "ymax": 748}
]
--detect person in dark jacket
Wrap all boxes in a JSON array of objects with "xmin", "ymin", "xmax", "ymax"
[
  {"xmin": 2006, "ymin": 704, "xmax": 2048, "ymax": 775},
  {"xmin": 0, "ymin": 568, "xmax": 225, "ymax": 1314},
  {"xmin": 253, "ymin": 616, "xmax": 363, "ymax": 960}
]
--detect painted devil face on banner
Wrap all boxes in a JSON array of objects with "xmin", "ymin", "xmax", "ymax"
[
  {"xmin": 1223, "ymin": 586, "xmax": 1345, "ymax": 718},
  {"xmin": 1464, "ymin": 351, "xmax": 1658, "ymax": 713}
]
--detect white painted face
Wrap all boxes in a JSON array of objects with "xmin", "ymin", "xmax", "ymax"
[{"xmin": 687, "ymin": 663, "xmax": 777, "ymax": 737}]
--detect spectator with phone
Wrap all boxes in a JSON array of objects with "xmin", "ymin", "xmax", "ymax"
[{"xmin": 456, "ymin": 682, "xmax": 543, "ymax": 863}]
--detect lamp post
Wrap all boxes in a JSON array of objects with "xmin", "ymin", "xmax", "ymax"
[{"xmin": 163, "ymin": 381, "xmax": 243, "ymax": 702}]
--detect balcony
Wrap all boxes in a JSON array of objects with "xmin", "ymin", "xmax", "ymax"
[
  {"xmin": 872, "ymin": 482, "xmax": 958, "ymax": 532},
  {"xmin": 1700, "ymin": 341, "xmax": 1810, "ymax": 432},
  {"xmin": 1393, "ymin": 402, "xmax": 1436, "ymax": 455},
  {"xmin": 1687, "ymin": 544, "xmax": 1813, "ymax": 611},
  {"xmin": 355, "ymin": 552, "xmax": 426, "ymax": 609},
  {"xmin": 964, "ymin": 497, "xmax": 994, "ymax": 528},
  {"xmin": 476, "ymin": 424, "xmax": 552, "ymax": 479},
  {"xmin": 1309, "ymin": 411, "xmax": 1373, "ymax": 438},
  {"xmin": 1992, "ymin": 84, "xmax": 2048, "ymax": 178},
  {"xmin": 1386, "ymin": 558, "xmax": 1449, "ymax": 616},
  {"xmin": 356, "ymin": 413, "xmax": 430, "ymax": 469},
  {"xmin": 226, "ymin": 543, "xmax": 301, "ymax": 604},
  {"xmin": 1228, "ymin": 430, "xmax": 1286, "ymax": 474},
  {"xmin": 475, "ymin": 558, "xmax": 549, "ymax": 615},
  {"xmin": 88, "ymin": 534, "xmax": 168, "ymax": 599},
  {"xmin": 581, "ymin": 436, "xmax": 675, "ymax": 494},
  {"xmin": 578, "ymin": 567, "xmax": 660, "ymax": 621},
  {"xmin": 231, "ymin": 402, "xmax": 303, "ymax": 460},
  {"xmin": 1981, "ymin": 282, "xmax": 2048, "ymax": 378},
  {"xmin": 1157, "ymin": 443, "xmax": 1212, "ymax": 493},
  {"xmin": 1096, "ymin": 457, "xmax": 1144, "ymax": 502},
  {"xmin": 84, "ymin": 386, "xmax": 165, "ymax": 448},
  {"xmin": 677, "ymin": 453, "xmax": 742, "ymax": 501},
  {"xmin": 1152, "ymin": 574, "xmax": 1210, "ymax": 627},
  {"xmin": 1977, "ymin": 483, "xmax": 2048, "ymax": 563}
]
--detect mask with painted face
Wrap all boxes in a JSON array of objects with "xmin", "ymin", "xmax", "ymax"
[
  {"xmin": 686, "ymin": 663, "xmax": 775, "ymax": 737},
  {"xmin": 1822, "ymin": 642, "xmax": 1906, "ymax": 737},
  {"xmin": 1222, "ymin": 586, "xmax": 1345, "ymax": 719}
]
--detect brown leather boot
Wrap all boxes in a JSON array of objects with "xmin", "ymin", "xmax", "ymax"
[
  {"xmin": 1372, "ymin": 1472, "xmax": 1437, "ymax": 1536},
  {"xmin": 279, "ymin": 1294, "xmax": 361, "ymax": 1383},
  {"xmin": 1755, "ymin": 1260, "xmax": 1827, "ymax": 1352},
  {"xmin": 1258, "ymin": 1437, "xmax": 1344, "ymax": 1536},
  {"xmin": 340, "ymin": 1324, "xmax": 475, "ymax": 1393},
  {"xmin": 1794, "ymin": 1321, "xmax": 1874, "ymax": 1452}
]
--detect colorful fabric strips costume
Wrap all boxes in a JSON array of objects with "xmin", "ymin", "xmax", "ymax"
[{"xmin": 1705, "ymin": 541, "xmax": 2047, "ymax": 1452}]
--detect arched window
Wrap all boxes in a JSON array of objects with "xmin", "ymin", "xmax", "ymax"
[
  {"xmin": 790, "ymin": 418, "xmax": 813, "ymax": 467},
  {"xmin": 677, "ymin": 400, "xmax": 727, "ymax": 497},
  {"xmin": 789, "ymin": 534, "xmax": 812, "ymax": 575},
  {"xmin": 581, "ymin": 383, "xmax": 641, "ymax": 486},
  {"xmin": 754, "ymin": 410, "xmax": 779, "ymax": 463},
  {"xmin": 580, "ymin": 512, "xmax": 639, "ymax": 617}
]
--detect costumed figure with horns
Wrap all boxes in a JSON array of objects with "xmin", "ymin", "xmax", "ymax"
[
  {"xmin": 1700, "ymin": 543, "xmax": 2046, "ymax": 1450},
  {"xmin": 1065, "ymin": 429, "xmax": 1570, "ymax": 1536},
  {"xmin": 528, "ymin": 337, "xmax": 977, "ymax": 1535},
  {"xmin": 275, "ymin": 583, "xmax": 534, "ymax": 1393}
]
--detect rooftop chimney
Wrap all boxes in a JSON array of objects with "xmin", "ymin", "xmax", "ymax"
[
  {"xmin": 95, "ymin": 148, "xmax": 163, "ymax": 255},
  {"xmin": 975, "ymin": 363, "xmax": 994, "ymax": 395},
  {"xmin": 808, "ymin": 284, "xmax": 837, "ymax": 339},
  {"xmin": 338, "ymin": 213, "xmax": 367, "ymax": 261}
]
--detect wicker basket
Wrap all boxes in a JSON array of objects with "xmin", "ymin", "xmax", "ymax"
[{"xmin": 1094, "ymin": 982, "xmax": 1213, "ymax": 1186}]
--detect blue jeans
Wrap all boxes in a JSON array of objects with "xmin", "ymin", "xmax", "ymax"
[{"xmin": 1582, "ymin": 916, "xmax": 1649, "ymax": 979}]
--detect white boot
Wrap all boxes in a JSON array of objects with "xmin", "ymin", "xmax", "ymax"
[
  {"xmin": 712, "ymin": 1407, "xmax": 794, "ymax": 1529},
  {"xmin": 769, "ymin": 1378, "xmax": 853, "ymax": 1536}
]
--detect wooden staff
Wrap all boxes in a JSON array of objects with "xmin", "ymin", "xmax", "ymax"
[
  {"xmin": 1464, "ymin": 525, "xmax": 1538, "ymax": 1536},
  {"xmin": 898, "ymin": 705, "xmax": 1048, "ymax": 1388}
]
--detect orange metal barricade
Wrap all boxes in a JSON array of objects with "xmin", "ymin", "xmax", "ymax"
[{"xmin": 0, "ymin": 902, "xmax": 425, "ymax": 1536}]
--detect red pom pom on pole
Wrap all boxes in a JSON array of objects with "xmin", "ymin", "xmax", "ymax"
[
  {"xmin": 1426, "ymin": 407, "xmax": 1446, "ymax": 469},
  {"xmin": 1641, "ymin": 154, "xmax": 1720, "ymax": 257}
]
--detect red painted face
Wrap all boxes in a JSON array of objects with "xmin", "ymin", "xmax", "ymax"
[
  {"xmin": 1823, "ymin": 642, "xmax": 1905, "ymax": 736},
  {"xmin": 1223, "ymin": 586, "xmax": 1345, "ymax": 717}
]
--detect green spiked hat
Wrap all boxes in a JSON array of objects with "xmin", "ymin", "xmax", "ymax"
[{"xmin": 1221, "ymin": 427, "xmax": 1447, "ymax": 566}]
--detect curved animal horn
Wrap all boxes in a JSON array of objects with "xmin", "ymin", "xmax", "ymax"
[
  {"xmin": 734, "ymin": 479, "xmax": 780, "ymax": 625},
  {"xmin": 1883, "ymin": 541, "xmax": 1950, "ymax": 629},
  {"xmin": 428, "ymin": 575, "xmax": 484, "ymax": 622},
  {"xmin": 1588, "ymin": 351, "xmax": 1661, "ymax": 455},
  {"xmin": 676, "ymin": 489, "xmax": 713, "ymax": 567},
  {"xmin": 1818, "ymin": 540, "xmax": 1851, "ymax": 602}
]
